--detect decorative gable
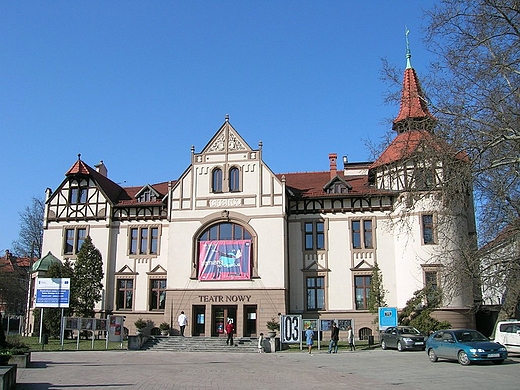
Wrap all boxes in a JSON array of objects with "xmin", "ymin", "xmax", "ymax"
[
  {"xmin": 148, "ymin": 264, "xmax": 167, "ymax": 275},
  {"xmin": 201, "ymin": 116, "xmax": 253, "ymax": 155},
  {"xmin": 135, "ymin": 185, "xmax": 161, "ymax": 203},
  {"xmin": 116, "ymin": 265, "xmax": 136, "ymax": 275},
  {"xmin": 323, "ymin": 176, "xmax": 352, "ymax": 194}
]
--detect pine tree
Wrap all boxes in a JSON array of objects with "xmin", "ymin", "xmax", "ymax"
[{"xmin": 74, "ymin": 236, "xmax": 104, "ymax": 318}]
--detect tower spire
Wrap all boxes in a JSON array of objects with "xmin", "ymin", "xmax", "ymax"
[
  {"xmin": 392, "ymin": 30, "xmax": 437, "ymax": 133},
  {"xmin": 405, "ymin": 27, "xmax": 412, "ymax": 69}
]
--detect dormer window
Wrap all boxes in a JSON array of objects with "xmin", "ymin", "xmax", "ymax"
[
  {"xmin": 135, "ymin": 185, "xmax": 160, "ymax": 203},
  {"xmin": 327, "ymin": 182, "xmax": 349, "ymax": 194},
  {"xmin": 138, "ymin": 190, "xmax": 157, "ymax": 203},
  {"xmin": 323, "ymin": 177, "xmax": 351, "ymax": 194}
]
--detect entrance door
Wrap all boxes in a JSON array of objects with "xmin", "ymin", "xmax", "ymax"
[
  {"xmin": 244, "ymin": 305, "xmax": 257, "ymax": 337},
  {"xmin": 212, "ymin": 306, "xmax": 236, "ymax": 337},
  {"xmin": 193, "ymin": 305, "xmax": 205, "ymax": 336}
]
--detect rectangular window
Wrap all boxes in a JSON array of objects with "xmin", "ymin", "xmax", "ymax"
[
  {"xmin": 149, "ymin": 279, "xmax": 166, "ymax": 310},
  {"xmin": 352, "ymin": 219, "xmax": 373, "ymax": 249},
  {"xmin": 130, "ymin": 228, "xmax": 138, "ymax": 254},
  {"xmin": 355, "ymin": 275, "xmax": 371, "ymax": 310},
  {"xmin": 425, "ymin": 271, "xmax": 438, "ymax": 290},
  {"xmin": 64, "ymin": 227, "xmax": 87, "ymax": 255},
  {"xmin": 304, "ymin": 221, "xmax": 325, "ymax": 250},
  {"xmin": 116, "ymin": 279, "xmax": 134, "ymax": 310},
  {"xmin": 128, "ymin": 226, "xmax": 160, "ymax": 255},
  {"xmin": 422, "ymin": 214, "xmax": 435, "ymax": 244},
  {"xmin": 150, "ymin": 228, "xmax": 159, "ymax": 254},
  {"xmin": 306, "ymin": 276, "xmax": 325, "ymax": 310}
]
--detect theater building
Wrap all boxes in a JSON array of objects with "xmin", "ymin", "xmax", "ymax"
[{"xmin": 33, "ymin": 51, "xmax": 477, "ymax": 339}]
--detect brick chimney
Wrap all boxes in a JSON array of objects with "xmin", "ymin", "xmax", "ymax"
[{"xmin": 329, "ymin": 153, "xmax": 338, "ymax": 179}]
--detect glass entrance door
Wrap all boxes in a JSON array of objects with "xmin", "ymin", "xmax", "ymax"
[
  {"xmin": 244, "ymin": 305, "xmax": 257, "ymax": 337},
  {"xmin": 212, "ymin": 306, "xmax": 236, "ymax": 337},
  {"xmin": 193, "ymin": 305, "xmax": 205, "ymax": 336}
]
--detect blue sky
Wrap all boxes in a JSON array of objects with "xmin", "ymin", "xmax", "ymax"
[{"xmin": 0, "ymin": 0, "xmax": 438, "ymax": 253}]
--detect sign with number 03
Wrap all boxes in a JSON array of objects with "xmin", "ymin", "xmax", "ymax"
[{"xmin": 280, "ymin": 315, "xmax": 302, "ymax": 343}]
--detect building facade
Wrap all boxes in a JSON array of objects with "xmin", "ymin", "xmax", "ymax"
[{"xmin": 32, "ymin": 53, "xmax": 477, "ymax": 340}]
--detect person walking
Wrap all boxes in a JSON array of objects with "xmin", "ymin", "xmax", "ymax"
[
  {"xmin": 328, "ymin": 322, "xmax": 340, "ymax": 354},
  {"xmin": 305, "ymin": 325, "xmax": 314, "ymax": 355},
  {"xmin": 347, "ymin": 325, "xmax": 356, "ymax": 351},
  {"xmin": 178, "ymin": 311, "xmax": 188, "ymax": 337},
  {"xmin": 225, "ymin": 319, "xmax": 234, "ymax": 346}
]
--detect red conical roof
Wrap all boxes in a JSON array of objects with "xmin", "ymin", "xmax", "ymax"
[{"xmin": 392, "ymin": 66, "xmax": 437, "ymax": 133}]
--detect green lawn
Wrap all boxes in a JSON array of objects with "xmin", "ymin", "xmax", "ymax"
[{"xmin": 8, "ymin": 335, "xmax": 128, "ymax": 352}]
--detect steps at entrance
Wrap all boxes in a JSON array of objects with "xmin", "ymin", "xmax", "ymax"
[{"xmin": 141, "ymin": 336, "xmax": 259, "ymax": 353}]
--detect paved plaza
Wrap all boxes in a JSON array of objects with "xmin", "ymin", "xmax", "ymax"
[{"xmin": 15, "ymin": 348, "xmax": 520, "ymax": 390}]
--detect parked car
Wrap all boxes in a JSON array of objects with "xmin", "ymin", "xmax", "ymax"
[
  {"xmin": 426, "ymin": 329, "xmax": 507, "ymax": 366},
  {"xmin": 380, "ymin": 326, "xmax": 426, "ymax": 351},
  {"xmin": 493, "ymin": 320, "xmax": 520, "ymax": 354}
]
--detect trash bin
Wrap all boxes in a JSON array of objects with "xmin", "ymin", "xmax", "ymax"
[
  {"xmin": 368, "ymin": 335, "xmax": 374, "ymax": 346},
  {"xmin": 41, "ymin": 334, "xmax": 49, "ymax": 344}
]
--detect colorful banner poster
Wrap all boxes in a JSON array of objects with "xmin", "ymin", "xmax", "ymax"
[
  {"xmin": 108, "ymin": 316, "xmax": 124, "ymax": 342},
  {"xmin": 199, "ymin": 240, "xmax": 251, "ymax": 280}
]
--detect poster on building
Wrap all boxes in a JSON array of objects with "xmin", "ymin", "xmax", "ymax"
[
  {"xmin": 108, "ymin": 316, "xmax": 124, "ymax": 342},
  {"xmin": 320, "ymin": 319, "xmax": 334, "ymax": 331},
  {"xmin": 337, "ymin": 319, "xmax": 353, "ymax": 331},
  {"xmin": 198, "ymin": 240, "xmax": 251, "ymax": 280},
  {"xmin": 35, "ymin": 278, "xmax": 70, "ymax": 308}
]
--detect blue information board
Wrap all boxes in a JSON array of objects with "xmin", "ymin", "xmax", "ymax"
[
  {"xmin": 35, "ymin": 278, "xmax": 70, "ymax": 308},
  {"xmin": 378, "ymin": 307, "xmax": 398, "ymax": 330}
]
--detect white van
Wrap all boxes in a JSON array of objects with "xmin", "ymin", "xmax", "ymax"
[{"xmin": 494, "ymin": 320, "xmax": 520, "ymax": 353}]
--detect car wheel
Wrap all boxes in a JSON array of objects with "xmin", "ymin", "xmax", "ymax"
[
  {"xmin": 492, "ymin": 360, "xmax": 504, "ymax": 365},
  {"xmin": 428, "ymin": 349, "xmax": 438, "ymax": 362},
  {"xmin": 381, "ymin": 340, "xmax": 387, "ymax": 350},
  {"xmin": 458, "ymin": 351, "xmax": 471, "ymax": 366},
  {"xmin": 397, "ymin": 341, "xmax": 403, "ymax": 352}
]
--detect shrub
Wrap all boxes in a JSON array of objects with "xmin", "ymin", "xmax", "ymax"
[
  {"xmin": 134, "ymin": 318, "xmax": 147, "ymax": 329},
  {"xmin": 266, "ymin": 317, "xmax": 280, "ymax": 331}
]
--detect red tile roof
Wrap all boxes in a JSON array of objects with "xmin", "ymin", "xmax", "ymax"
[
  {"xmin": 277, "ymin": 170, "xmax": 392, "ymax": 198},
  {"xmin": 393, "ymin": 67, "xmax": 436, "ymax": 132}
]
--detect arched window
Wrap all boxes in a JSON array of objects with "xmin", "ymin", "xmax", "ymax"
[
  {"xmin": 229, "ymin": 167, "xmax": 240, "ymax": 192},
  {"xmin": 198, "ymin": 222, "xmax": 252, "ymax": 281},
  {"xmin": 212, "ymin": 168, "xmax": 223, "ymax": 193}
]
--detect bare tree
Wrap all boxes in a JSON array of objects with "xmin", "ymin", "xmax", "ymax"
[
  {"xmin": 423, "ymin": 0, "xmax": 520, "ymax": 320},
  {"xmin": 12, "ymin": 197, "xmax": 44, "ymax": 259}
]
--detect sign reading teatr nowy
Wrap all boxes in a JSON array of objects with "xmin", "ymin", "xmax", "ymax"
[{"xmin": 35, "ymin": 278, "xmax": 70, "ymax": 308}]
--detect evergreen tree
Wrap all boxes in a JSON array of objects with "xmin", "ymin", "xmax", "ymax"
[
  {"xmin": 74, "ymin": 236, "xmax": 104, "ymax": 318},
  {"xmin": 367, "ymin": 263, "xmax": 387, "ymax": 325},
  {"xmin": 399, "ymin": 288, "xmax": 451, "ymax": 335}
]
